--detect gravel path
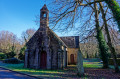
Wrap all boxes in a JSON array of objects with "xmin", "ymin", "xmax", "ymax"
[{"xmin": 0, "ymin": 67, "xmax": 40, "ymax": 79}]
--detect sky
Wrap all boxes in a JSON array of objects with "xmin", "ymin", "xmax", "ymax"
[{"xmin": 0, "ymin": 0, "xmax": 75, "ymax": 38}]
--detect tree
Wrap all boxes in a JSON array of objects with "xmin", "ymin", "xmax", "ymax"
[
  {"xmin": 104, "ymin": 0, "xmax": 120, "ymax": 31},
  {"xmin": 18, "ymin": 46, "xmax": 26, "ymax": 60},
  {"xmin": 21, "ymin": 28, "xmax": 36, "ymax": 44},
  {"xmin": 6, "ymin": 46, "xmax": 16, "ymax": 58},
  {"xmin": 0, "ymin": 31, "xmax": 21, "ymax": 55},
  {"xmin": 0, "ymin": 52, "xmax": 7, "ymax": 59},
  {"xmin": 80, "ymin": 40, "xmax": 99, "ymax": 58},
  {"xmin": 99, "ymin": 2, "xmax": 119, "ymax": 72},
  {"xmin": 50, "ymin": 0, "xmax": 110, "ymax": 68},
  {"xmin": 94, "ymin": 1, "xmax": 109, "ymax": 68}
]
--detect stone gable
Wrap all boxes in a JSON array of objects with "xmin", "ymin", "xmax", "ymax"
[{"xmin": 24, "ymin": 4, "xmax": 67, "ymax": 69}]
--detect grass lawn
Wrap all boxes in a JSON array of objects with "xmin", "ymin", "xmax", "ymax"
[
  {"xmin": 83, "ymin": 58, "xmax": 103, "ymax": 68},
  {"xmin": 0, "ymin": 58, "xmax": 119, "ymax": 79},
  {"xmin": 0, "ymin": 62, "xmax": 65, "ymax": 79}
]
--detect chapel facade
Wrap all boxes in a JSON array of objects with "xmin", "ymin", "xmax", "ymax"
[
  {"xmin": 24, "ymin": 4, "xmax": 67, "ymax": 69},
  {"xmin": 24, "ymin": 4, "xmax": 79, "ymax": 69}
]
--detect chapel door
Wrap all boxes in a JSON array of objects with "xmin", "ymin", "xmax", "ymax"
[
  {"xmin": 40, "ymin": 51, "xmax": 47, "ymax": 69},
  {"xmin": 70, "ymin": 54, "xmax": 75, "ymax": 64}
]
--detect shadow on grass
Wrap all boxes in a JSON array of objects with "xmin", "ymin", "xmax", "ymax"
[
  {"xmin": 0, "ymin": 59, "xmax": 103, "ymax": 79},
  {"xmin": 1, "ymin": 58, "xmax": 119, "ymax": 79},
  {"xmin": 0, "ymin": 63, "xmax": 82, "ymax": 79}
]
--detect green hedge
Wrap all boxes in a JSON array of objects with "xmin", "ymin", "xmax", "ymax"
[
  {"xmin": 0, "ymin": 52, "xmax": 7, "ymax": 60},
  {"xmin": 109, "ymin": 58, "xmax": 120, "ymax": 66},
  {"xmin": 3, "ymin": 58, "xmax": 24, "ymax": 64}
]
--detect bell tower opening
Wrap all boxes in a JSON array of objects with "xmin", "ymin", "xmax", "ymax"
[
  {"xmin": 40, "ymin": 4, "xmax": 49, "ymax": 28},
  {"xmin": 41, "ymin": 12, "xmax": 47, "ymax": 18},
  {"xmin": 43, "ymin": 13, "xmax": 46, "ymax": 17}
]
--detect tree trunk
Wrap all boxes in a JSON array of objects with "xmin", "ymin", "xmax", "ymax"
[
  {"xmin": 94, "ymin": 1, "xmax": 109, "ymax": 68},
  {"xmin": 99, "ymin": 2, "xmax": 119, "ymax": 73},
  {"xmin": 77, "ymin": 49, "xmax": 84, "ymax": 76},
  {"xmin": 104, "ymin": 0, "xmax": 120, "ymax": 31}
]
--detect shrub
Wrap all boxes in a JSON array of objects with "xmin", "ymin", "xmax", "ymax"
[
  {"xmin": 6, "ymin": 51, "xmax": 16, "ymax": 58},
  {"xmin": 18, "ymin": 46, "xmax": 26, "ymax": 60},
  {"xmin": 18, "ymin": 52, "xmax": 25, "ymax": 60},
  {"xmin": 0, "ymin": 52, "xmax": 7, "ymax": 60},
  {"xmin": 3, "ymin": 58, "xmax": 24, "ymax": 64},
  {"xmin": 109, "ymin": 58, "xmax": 120, "ymax": 66}
]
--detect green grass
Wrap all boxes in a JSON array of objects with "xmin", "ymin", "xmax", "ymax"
[
  {"xmin": 0, "ymin": 63, "xmax": 63, "ymax": 74},
  {"xmin": 0, "ymin": 58, "xmax": 103, "ymax": 75},
  {"xmin": 1, "ymin": 58, "xmax": 119, "ymax": 79},
  {"xmin": 0, "ymin": 59, "xmax": 103, "ymax": 74},
  {"xmin": 83, "ymin": 62, "xmax": 102, "ymax": 68},
  {"xmin": 0, "ymin": 63, "xmax": 66, "ymax": 79},
  {"xmin": 83, "ymin": 58, "xmax": 103, "ymax": 68}
]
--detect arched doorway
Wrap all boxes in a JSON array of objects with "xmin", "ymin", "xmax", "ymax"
[
  {"xmin": 40, "ymin": 51, "xmax": 47, "ymax": 69},
  {"xmin": 70, "ymin": 54, "xmax": 75, "ymax": 64}
]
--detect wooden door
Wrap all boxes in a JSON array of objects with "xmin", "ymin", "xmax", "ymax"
[
  {"xmin": 40, "ymin": 51, "xmax": 47, "ymax": 69},
  {"xmin": 70, "ymin": 54, "xmax": 74, "ymax": 64}
]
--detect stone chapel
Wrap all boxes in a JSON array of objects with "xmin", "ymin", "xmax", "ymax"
[
  {"xmin": 24, "ymin": 4, "xmax": 79, "ymax": 69},
  {"xmin": 24, "ymin": 4, "xmax": 67, "ymax": 69}
]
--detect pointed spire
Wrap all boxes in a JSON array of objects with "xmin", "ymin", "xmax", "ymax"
[{"xmin": 41, "ymin": 4, "xmax": 48, "ymax": 11}]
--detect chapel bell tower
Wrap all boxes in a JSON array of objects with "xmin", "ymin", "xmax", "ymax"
[{"xmin": 40, "ymin": 4, "xmax": 49, "ymax": 28}]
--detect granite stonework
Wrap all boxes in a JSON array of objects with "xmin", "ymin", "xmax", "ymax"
[
  {"xmin": 24, "ymin": 4, "xmax": 67, "ymax": 69},
  {"xmin": 24, "ymin": 4, "xmax": 80, "ymax": 69}
]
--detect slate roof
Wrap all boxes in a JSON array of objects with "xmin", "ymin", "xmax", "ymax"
[
  {"xmin": 60, "ymin": 36, "xmax": 79, "ymax": 48},
  {"xmin": 26, "ymin": 28, "xmax": 43, "ymax": 48},
  {"xmin": 26, "ymin": 27, "xmax": 79, "ymax": 49},
  {"xmin": 49, "ymin": 29, "xmax": 67, "ymax": 47},
  {"xmin": 26, "ymin": 27, "xmax": 67, "ymax": 48}
]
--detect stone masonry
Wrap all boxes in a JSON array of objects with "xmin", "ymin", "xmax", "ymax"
[{"xmin": 24, "ymin": 4, "xmax": 67, "ymax": 69}]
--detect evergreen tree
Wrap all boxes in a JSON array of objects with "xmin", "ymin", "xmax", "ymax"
[
  {"xmin": 18, "ymin": 46, "xmax": 26, "ymax": 60},
  {"xmin": 6, "ymin": 46, "xmax": 16, "ymax": 58}
]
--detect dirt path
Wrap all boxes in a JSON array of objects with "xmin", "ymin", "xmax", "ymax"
[{"xmin": 0, "ymin": 67, "xmax": 40, "ymax": 79}]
